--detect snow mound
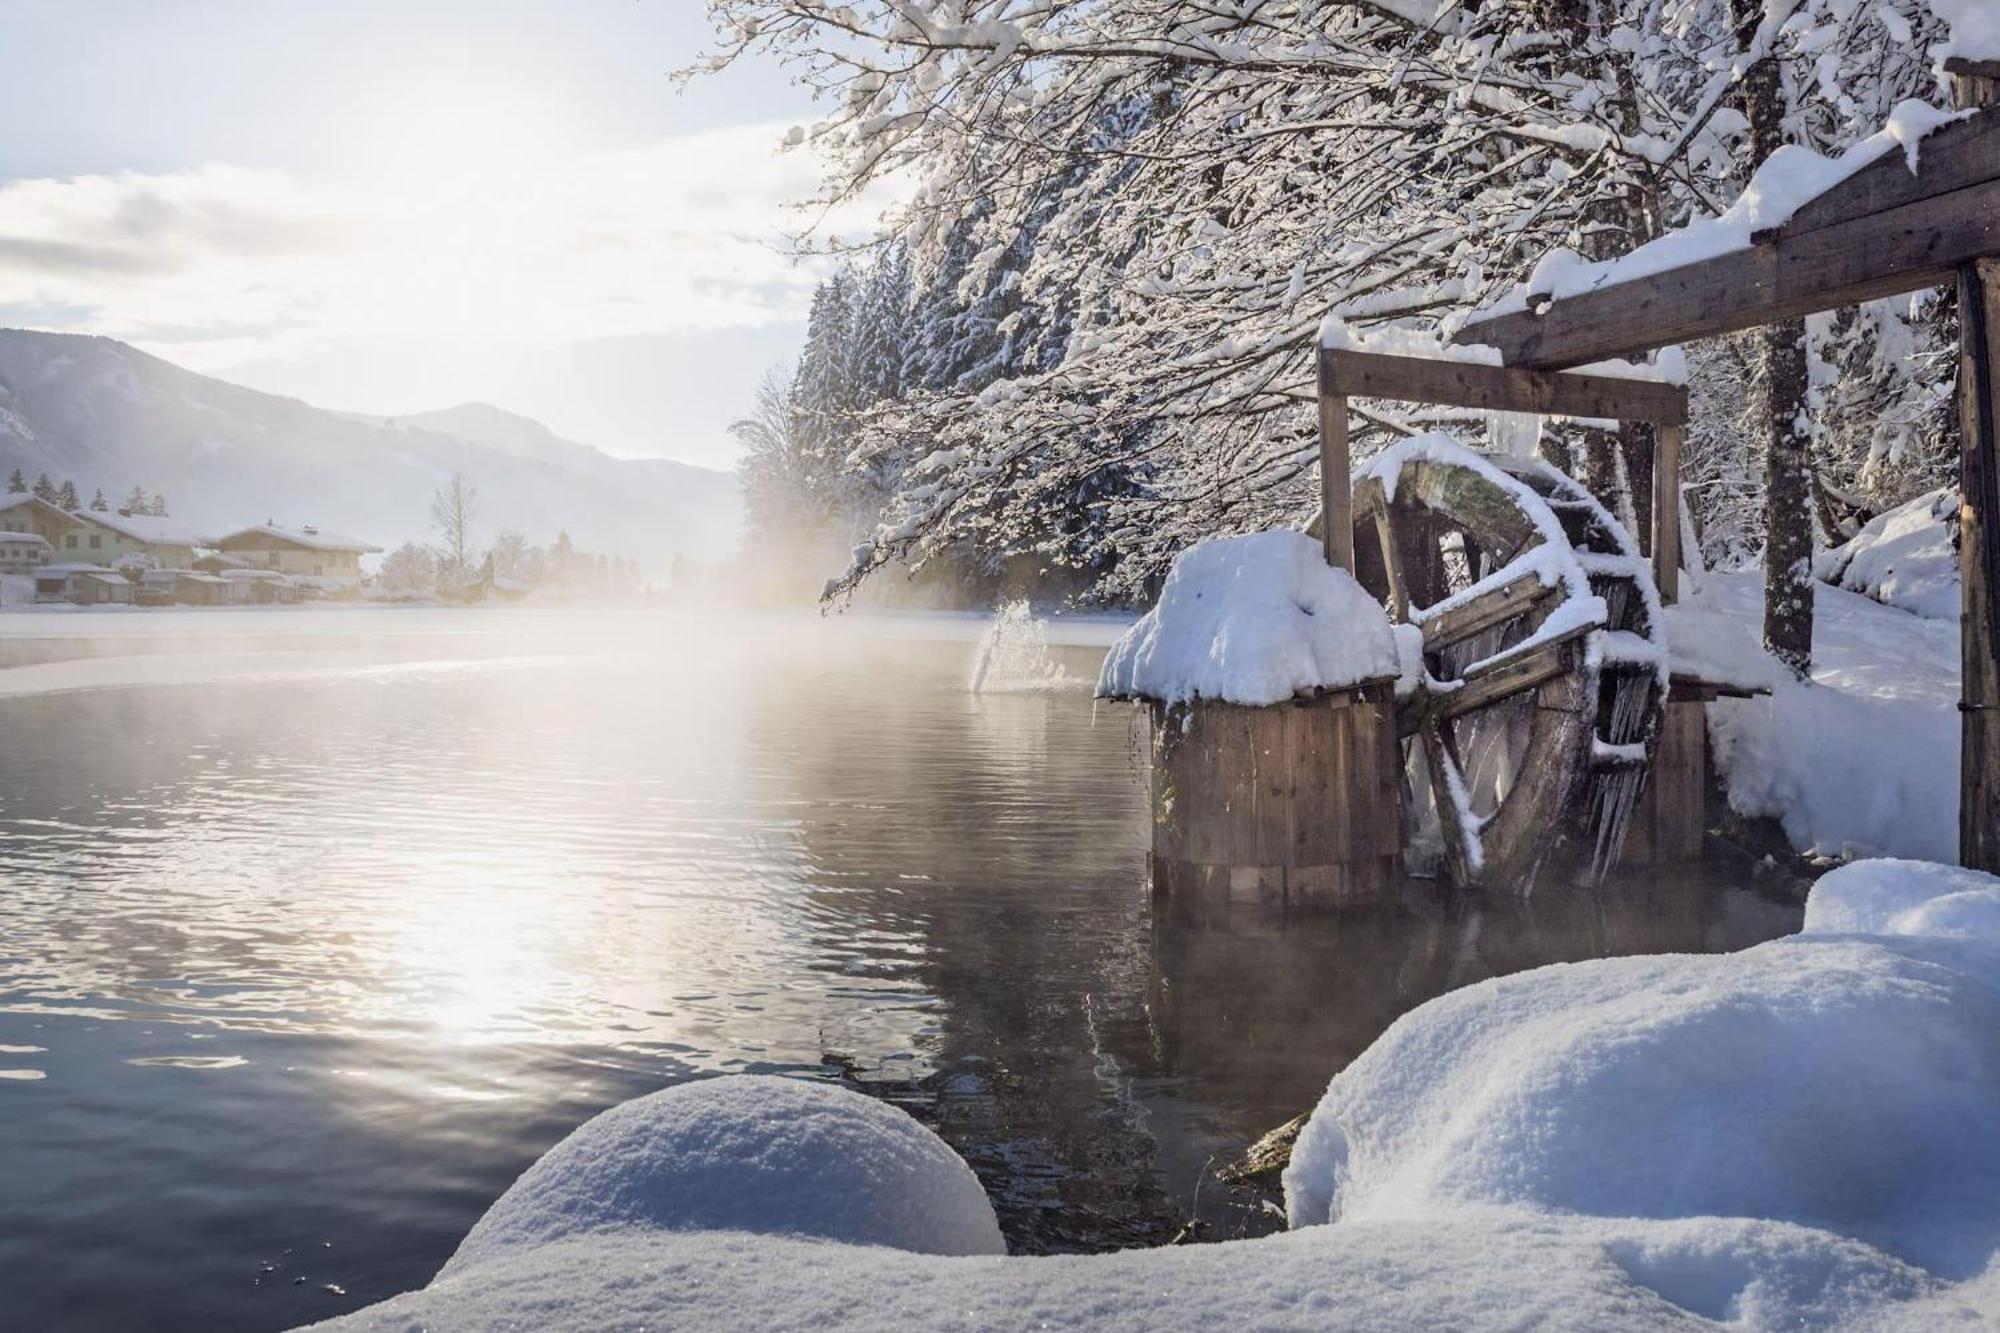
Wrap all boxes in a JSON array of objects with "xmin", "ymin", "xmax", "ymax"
[
  {"xmin": 1097, "ymin": 530, "xmax": 1398, "ymax": 705},
  {"xmin": 1814, "ymin": 487, "xmax": 1960, "ymax": 621},
  {"xmin": 1661, "ymin": 594, "xmax": 1784, "ymax": 693},
  {"xmin": 1283, "ymin": 905, "xmax": 2000, "ymax": 1280},
  {"xmin": 1803, "ymin": 859, "xmax": 2000, "ymax": 942},
  {"xmin": 443, "ymin": 1075, "xmax": 1004, "ymax": 1274}
]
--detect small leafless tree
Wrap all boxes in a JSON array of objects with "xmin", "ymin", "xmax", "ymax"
[{"xmin": 431, "ymin": 473, "xmax": 479, "ymax": 582}]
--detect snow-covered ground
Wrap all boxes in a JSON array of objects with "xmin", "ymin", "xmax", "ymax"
[
  {"xmin": 304, "ymin": 859, "xmax": 2000, "ymax": 1332},
  {"xmin": 1695, "ymin": 570, "xmax": 1960, "ymax": 863}
]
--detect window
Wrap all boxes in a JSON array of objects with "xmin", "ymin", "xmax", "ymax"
[
  {"xmin": 65, "ymin": 534, "xmax": 77, "ymax": 549},
  {"xmin": 89, "ymin": 534, "xmax": 101, "ymax": 549}
]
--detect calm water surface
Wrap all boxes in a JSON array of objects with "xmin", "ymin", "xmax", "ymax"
[{"xmin": 0, "ymin": 607, "xmax": 1804, "ymax": 1332}]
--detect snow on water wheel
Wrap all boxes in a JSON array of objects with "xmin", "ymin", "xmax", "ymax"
[{"xmin": 1319, "ymin": 437, "xmax": 1667, "ymax": 890}]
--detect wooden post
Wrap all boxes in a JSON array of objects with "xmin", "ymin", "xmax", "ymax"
[
  {"xmin": 1958, "ymin": 257, "xmax": 2000, "ymax": 873},
  {"xmin": 1317, "ymin": 351, "xmax": 1354, "ymax": 573},
  {"xmin": 1954, "ymin": 69, "xmax": 2000, "ymax": 873},
  {"xmin": 1653, "ymin": 423, "xmax": 1683, "ymax": 605}
]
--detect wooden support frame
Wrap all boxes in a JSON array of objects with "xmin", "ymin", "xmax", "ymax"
[
  {"xmin": 1315, "ymin": 347, "xmax": 1691, "ymax": 601},
  {"xmin": 1453, "ymin": 106, "xmax": 2000, "ymax": 370},
  {"xmin": 1442, "ymin": 87, "xmax": 2000, "ymax": 872}
]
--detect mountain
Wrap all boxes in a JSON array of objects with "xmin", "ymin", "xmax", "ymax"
[{"xmin": 0, "ymin": 330, "xmax": 741, "ymax": 575}]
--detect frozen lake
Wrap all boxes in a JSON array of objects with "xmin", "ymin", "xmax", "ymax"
[{"xmin": 0, "ymin": 607, "xmax": 1804, "ymax": 1331}]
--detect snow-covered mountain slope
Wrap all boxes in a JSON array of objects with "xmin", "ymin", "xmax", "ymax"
[{"xmin": 0, "ymin": 330, "xmax": 740, "ymax": 575}]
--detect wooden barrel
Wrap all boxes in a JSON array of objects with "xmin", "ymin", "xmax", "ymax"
[{"xmin": 1149, "ymin": 682, "xmax": 1403, "ymax": 925}]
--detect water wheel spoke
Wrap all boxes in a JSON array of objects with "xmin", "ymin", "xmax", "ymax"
[{"xmin": 1418, "ymin": 571, "xmax": 1562, "ymax": 654}]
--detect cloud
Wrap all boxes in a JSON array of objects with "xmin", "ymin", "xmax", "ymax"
[{"xmin": 0, "ymin": 122, "xmax": 891, "ymax": 371}]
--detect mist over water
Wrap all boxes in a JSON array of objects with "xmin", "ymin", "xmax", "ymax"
[{"xmin": 0, "ymin": 608, "xmax": 1803, "ymax": 1332}]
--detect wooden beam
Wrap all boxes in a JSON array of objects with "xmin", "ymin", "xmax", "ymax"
[
  {"xmin": 1960, "ymin": 256, "xmax": 2000, "ymax": 873},
  {"xmin": 1948, "ymin": 58, "xmax": 2000, "ymax": 111},
  {"xmin": 1762, "ymin": 106, "xmax": 2000, "ymax": 240},
  {"xmin": 1457, "ymin": 178, "xmax": 2000, "ymax": 369},
  {"xmin": 1419, "ymin": 572, "xmax": 1562, "ymax": 653},
  {"xmin": 1320, "ymin": 347, "xmax": 1687, "ymax": 425},
  {"xmin": 1653, "ymin": 423, "xmax": 1683, "ymax": 605},
  {"xmin": 1318, "ymin": 353, "xmax": 1354, "ymax": 572}
]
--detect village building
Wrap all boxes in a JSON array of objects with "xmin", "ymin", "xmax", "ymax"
[
  {"xmin": 0, "ymin": 530, "xmax": 50, "ymax": 573},
  {"xmin": 58, "ymin": 510, "xmax": 213, "ymax": 569},
  {"xmin": 213, "ymin": 523, "xmax": 380, "ymax": 588},
  {"xmin": 0, "ymin": 493, "xmax": 78, "ymax": 546},
  {"xmin": 33, "ymin": 563, "xmax": 133, "ymax": 605}
]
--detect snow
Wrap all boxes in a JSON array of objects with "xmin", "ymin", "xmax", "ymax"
[
  {"xmin": 1814, "ymin": 487, "xmax": 1960, "ymax": 621},
  {"xmin": 1802, "ymin": 859, "xmax": 2000, "ymax": 942},
  {"xmin": 1320, "ymin": 318, "xmax": 1685, "ymax": 384},
  {"xmin": 1469, "ymin": 101, "xmax": 1968, "ymax": 324},
  {"xmin": 443, "ymin": 1076, "xmax": 1004, "ymax": 1272},
  {"xmin": 76, "ymin": 510, "xmax": 214, "ymax": 547},
  {"xmin": 306, "ymin": 860, "xmax": 2000, "ymax": 1333},
  {"xmin": 1700, "ymin": 571, "xmax": 1960, "ymax": 863},
  {"xmin": 1096, "ymin": 531, "xmax": 1399, "ymax": 705},
  {"xmin": 1284, "ymin": 857, "xmax": 2000, "ymax": 1289},
  {"xmin": 1660, "ymin": 592, "xmax": 1786, "ymax": 694},
  {"xmin": 1930, "ymin": 0, "xmax": 2000, "ymax": 63}
]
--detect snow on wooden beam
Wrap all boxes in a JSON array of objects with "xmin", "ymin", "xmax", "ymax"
[
  {"xmin": 1456, "ymin": 106, "xmax": 2000, "ymax": 370},
  {"xmin": 1319, "ymin": 348, "xmax": 1688, "ymax": 425}
]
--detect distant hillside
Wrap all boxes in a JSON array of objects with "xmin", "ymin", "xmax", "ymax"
[{"xmin": 0, "ymin": 330, "xmax": 741, "ymax": 575}]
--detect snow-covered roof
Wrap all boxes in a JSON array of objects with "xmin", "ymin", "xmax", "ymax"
[
  {"xmin": 0, "ymin": 531, "xmax": 50, "ymax": 547},
  {"xmin": 216, "ymin": 567, "xmax": 292, "ymax": 582},
  {"xmin": 73, "ymin": 509, "xmax": 214, "ymax": 547},
  {"xmin": 37, "ymin": 562, "xmax": 117, "ymax": 575},
  {"xmin": 218, "ymin": 522, "xmax": 382, "ymax": 553},
  {"xmin": 0, "ymin": 493, "xmax": 72, "ymax": 520}
]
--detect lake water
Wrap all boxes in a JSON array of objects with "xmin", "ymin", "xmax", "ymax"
[{"xmin": 0, "ymin": 607, "xmax": 1805, "ymax": 1332}]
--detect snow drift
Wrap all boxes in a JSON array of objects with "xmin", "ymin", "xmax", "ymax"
[
  {"xmin": 1097, "ymin": 530, "xmax": 1398, "ymax": 706},
  {"xmin": 1813, "ymin": 487, "xmax": 1960, "ymax": 621},
  {"xmin": 445, "ymin": 1075, "xmax": 1004, "ymax": 1270},
  {"xmin": 306, "ymin": 862, "xmax": 2000, "ymax": 1332}
]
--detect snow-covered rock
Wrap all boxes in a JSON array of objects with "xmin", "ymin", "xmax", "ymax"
[
  {"xmin": 1283, "ymin": 860, "xmax": 2000, "ymax": 1283},
  {"xmin": 1097, "ymin": 530, "xmax": 1398, "ymax": 706},
  {"xmin": 444, "ymin": 1075, "xmax": 1004, "ymax": 1273},
  {"xmin": 1802, "ymin": 859, "xmax": 2000, "ymax": 942},
  {"xmin": 1814, "ymin": 487, "xmax": 1960, "ymax": 621}
]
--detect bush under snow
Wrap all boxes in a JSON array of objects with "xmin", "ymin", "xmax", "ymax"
[
  {"xmin": 1097, "ymin": 530, "xmax": 1399, "ymax": 706},
  {"xmin": 307, "ymin": 862, "xmax": 2000, "ymax": 1333},
  {"xmin": 1813, "ymin": 487, "xmax": 1960, "ymax": 622}
]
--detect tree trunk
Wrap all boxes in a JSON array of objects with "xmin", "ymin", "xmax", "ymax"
[{"xmin": 1733, "ymin": 0, "xmax": 1814, "ymax": 676}]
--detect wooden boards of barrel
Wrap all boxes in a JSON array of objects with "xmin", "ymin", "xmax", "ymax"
[{"xmin": 1149, "ymin": 684, "xmax": 1402, "ymax": 924}]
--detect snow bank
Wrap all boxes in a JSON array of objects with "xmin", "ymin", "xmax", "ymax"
[
  {"xmin": 1472, "ymin": 101, "xmax": 1966, "ymax": 323},
  {"xmin": 444, "ymin": 1075, "xmax": 1004, "ymax": 1272},
  {"xmin": 1802, "ymin": 859, "xmax": 2000, "ymax": 942},
  {"xmin": 1661, "ymin": 593, "xmax": 1784, "ymax": 694},
  {"xmin": 1097, "ymin": 530, "xmax": 1398, "ymax": 705},
  {"xmin": 1691, "ymin": 571, "xmax": 1961, "ymax": 863},
  {"xmin": 1814, "ymin": 487, "xmax": 1960, "ymax": 621},
  {"xmin": 1284, "ymin": 859, "xmax": 2000, "ymax": 1286}
]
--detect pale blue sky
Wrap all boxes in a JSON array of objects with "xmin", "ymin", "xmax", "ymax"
[{"xmin": 0, "ymin": 1, "xmax": 836, "ymax": 468}]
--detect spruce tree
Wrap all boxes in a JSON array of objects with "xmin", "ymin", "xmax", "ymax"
[
  {"xmin": 6, "ymin": 468, "xmax": 23, "ymax": 494},
  {"xmin": 32, "ymin": 473, "xmax": 55, "ymax": 503},
  {"xmin": 56, "ymin": 480, "xmax": 78, "ymax": 511},
  {"xmin": 88, "ymin": 489, "xmax": 107, "ymax": 512},
  {"xmin": 124, "ymin": 485, "xmax": 147, "ymax": 514},
  {"xmin": 150, "ymin": 490, "xmax": 168, "ymax": 517}
]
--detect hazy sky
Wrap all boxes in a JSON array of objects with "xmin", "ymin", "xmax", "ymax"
[{"xmin": 0, "ymin": 0, "xmax": 856, "ymax": 469}]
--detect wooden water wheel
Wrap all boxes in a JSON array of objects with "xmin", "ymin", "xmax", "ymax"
[{"xmin": 1317, "ymin": 442, "xmax": 1667, "ymax": 890}]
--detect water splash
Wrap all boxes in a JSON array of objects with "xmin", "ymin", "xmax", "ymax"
[{"xmin": 969, "ymin": 600, "xmax": 1076, "ymax": 693}]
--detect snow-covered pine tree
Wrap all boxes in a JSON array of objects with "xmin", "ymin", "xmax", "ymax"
[
  {"xmin": 124, "ymin": 485, "xmax": 147, "ymax": 514},
  {"xmin": 32, "ymin": 473, "xmax": 55, "ymax": 503},
  {"xmin": 88, "ymin": 489, "xmax": 107, "ymax": 512},
  {"xmin": 56, "ymin": 480, "xmax": 78, "ymax": 511},
  {"xmin": 150, "ymin": 491, "xmax": 168, "ymax": 517},
  {"xmin": 6, "ymin": 468, "xmax": 24, "ymax": 494}
]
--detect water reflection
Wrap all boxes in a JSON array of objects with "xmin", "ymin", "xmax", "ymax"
[{"xmin": 0, "ymin": 610, "xmax": 1802, "ymax": 1331}]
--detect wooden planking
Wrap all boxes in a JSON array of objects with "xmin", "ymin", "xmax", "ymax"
[
  {"xmin": 1960, "ymin": 258, "xmax": 2000, "ymax": 872},
  {"xmin": 1420, "ymin": 572, "xmax": 1563, "ymax": 653},
  {"xmin": 1320, "ymin": 347, "xmax": 1687, "ymax": 425},
  {"xmin": 1622, "ymin": 698, "xmax": 1707, "ymax": 865},
  {"xmin": 1769, "ymin": 105, "xmax": 2000, "ymax": 239},
  {"xmin": 1456, "ymin": 178, "xmax": 2000, "ymax": 369},
  {"xmin": 1948, "ymin": 59, "xmax": 2000, "ymax": 114},
  {"xmin": 1653, "ymin": 423, "xmax": 1684, "ymax": 604},
  {"xmin": 1429, "ymin": 627, "xmax": 1593, "ymax": 722}
]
